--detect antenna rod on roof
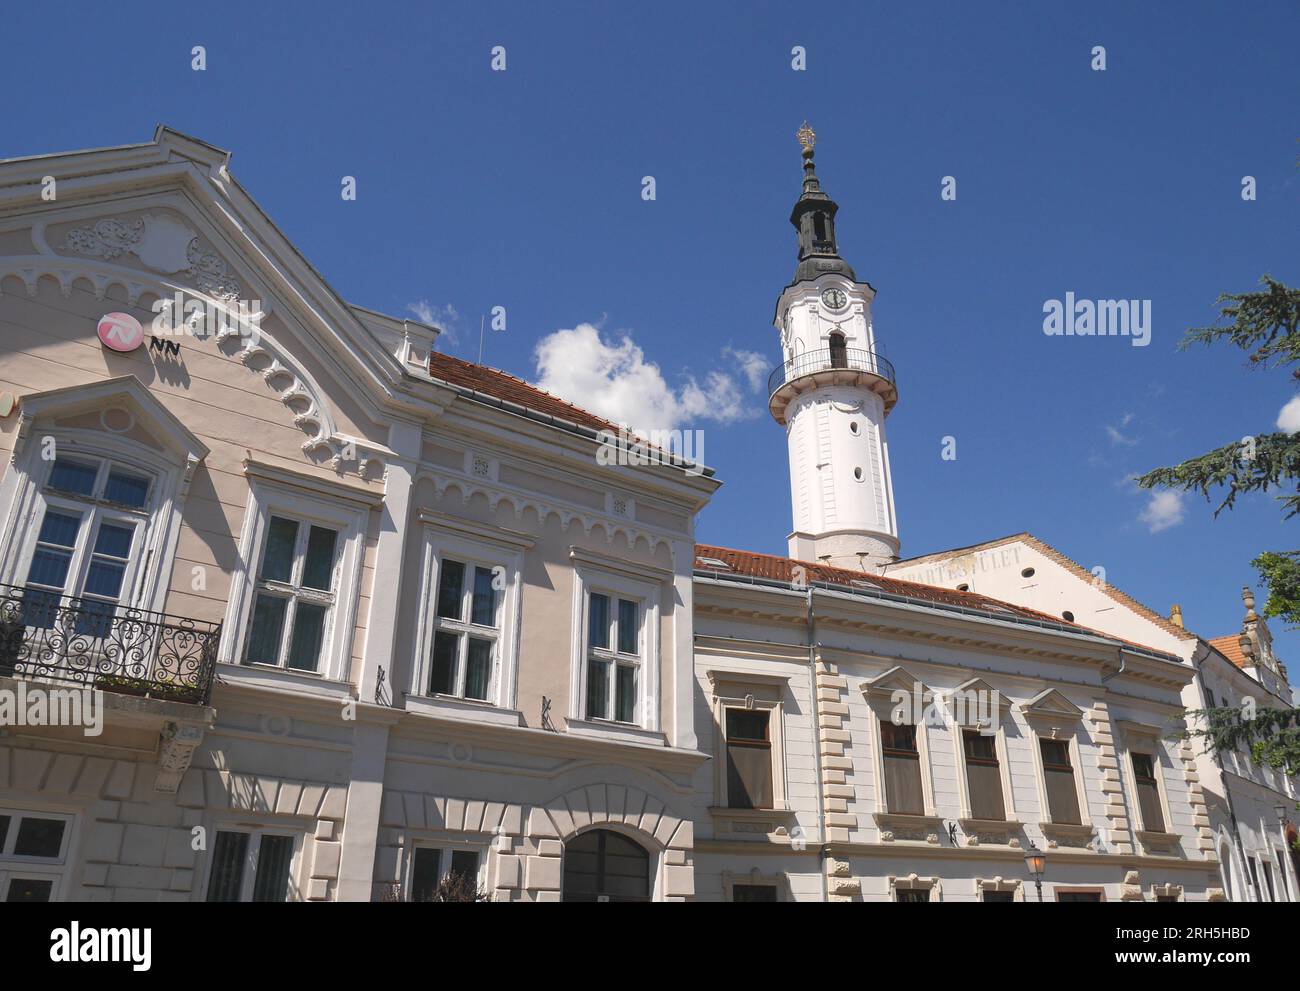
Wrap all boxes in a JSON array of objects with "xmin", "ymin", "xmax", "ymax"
[{"xmin": 477, "ymin": 314, "xmax": 486, "ymax": 365}]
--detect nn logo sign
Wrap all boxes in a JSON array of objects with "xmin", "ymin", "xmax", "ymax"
[
  {"xmin": 150, "ymin": 337, "xmax": 181, "ymax": 357},
  {"xmin": 95, "ymin": 312, "xmax": 143, "ymax": 352}
]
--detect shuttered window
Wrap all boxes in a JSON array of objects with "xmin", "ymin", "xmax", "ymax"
[
  {"xmin": 1039, "ymin": 738, "xmax": 1081, "ymax": 825},
  {"xmin": 881, "ymin": 721, "xmax": 924, "ymax": 815},
  {"xmin": 1131, "ymin": 752, "xmax": 1165, "ymax": 832},
  {"xmin": 963, "ymin": 730, "xmax": 1006, "ymax": 821},
  {"xmin": 725, "ymin": 710, "xmax": 773, "ymax": 809}
]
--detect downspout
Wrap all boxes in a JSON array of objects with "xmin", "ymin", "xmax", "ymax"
[
  {"xmin": 805, "ymin": 586, "xmax": 830, "ymax": 902},
  {"xmin": 1100, "ymin": 646, "xmax": 1126, "ymax": 685}
]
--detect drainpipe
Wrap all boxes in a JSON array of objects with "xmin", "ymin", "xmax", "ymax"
[
  {"xmin": 804, "ymin": 586, "xmax": 830, "ymax": 902},
  {"xmin": 1100, "ymin": 646, "xmax": 1126, "ymax": 685}
]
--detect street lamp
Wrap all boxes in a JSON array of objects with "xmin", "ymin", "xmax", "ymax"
[{"xmin": 1024, "ymin": 842, "xmax": 1047, "ymax": 903}]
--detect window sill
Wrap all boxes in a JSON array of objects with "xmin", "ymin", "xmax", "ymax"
[
  {"xmin": 564, "ymin": 717, "xmax": 666, "ymax": 747},
  {"xmin": 1038, "ymin": 821, "xmax": 1098, "ymax": 850},
  {"xmin": 959, "ymin": 818, "xmax": 1024, "ymax": 847},
  {"xmin": 1135, "ymin": 829, "xmax": 1182, "ymax": 854},
  {"xmin": 873, "ymin": 811, "xmax": 944, "ymax": 844},
  {"xmin": 217, "ymin": 661, "xmax": 351, "ymax": 699},
  {"xmin": 709, "ymin": 806, "xmax": 794, "ymax": 823},
  {"xmin": 709, "ymin": 806, "xmax": 796, "ymax": 839},
  {"xmin": 405, "ymin": 694, "xmax": 523, "ymax": 727}
]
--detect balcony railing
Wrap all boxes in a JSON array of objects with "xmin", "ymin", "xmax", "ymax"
[
  {"xmin": 768, "ymin": 346, "xmax": 896, "ymax": 398},
  {"xmin": 0, "ymin": 584, "xmax": 220, "ymax": 705}
]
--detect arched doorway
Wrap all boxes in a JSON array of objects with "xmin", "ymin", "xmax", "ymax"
[
  {"xmin": 562, "ymin": 828, "xmax": 650, "ymax": 902},
  {"xmin": 828, "ymin": 331, "xmax": 848, "ymax": 369},
  {"xmin": 1219, "ymin": 842, "xmax": 1236, "ymax": 900}
]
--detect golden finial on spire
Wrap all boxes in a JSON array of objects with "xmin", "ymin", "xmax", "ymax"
[{"xmin": 796, "ymin": 121, "xmax": 816, "ymax": 153}]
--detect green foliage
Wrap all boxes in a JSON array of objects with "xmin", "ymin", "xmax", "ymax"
[
  {"xmin": 1183, "ymin": 705, "xmax": 1300, "ymax": 778},
  {"xmin": 1135, "ymin": 433, "xmax": 1300, "ymax": 518},
  {"xmin": 1177, "ymin": 275, "xmax": 1300, "ymax": 369},
  {"xmin": 1252, "ymin": 551, "xmax": 1300, "ymax": 628},
  {"xmin": 1142, "ymin": 275, "xmax": 1300, "ymax": 770},
  {"xmin": 1135, "ymin": 277, "xmax": 1300, "ymax": 517}
]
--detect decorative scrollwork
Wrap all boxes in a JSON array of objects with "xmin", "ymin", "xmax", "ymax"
[{"xmin": 0, "ymin": 583, "xmax": 220, "ymax": 705}]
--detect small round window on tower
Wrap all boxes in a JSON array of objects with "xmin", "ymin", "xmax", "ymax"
[
  {"xmin": 1062, "ymin": 611, "xmax": 1075, "ymax": 622},
  {"xmin": 853, "ymin": 467, "xmax": 864, "ymax": 481},
  {"xmin": 1021, "ymin": 567, "xmax": 1036, "ymax": 578},
  {"xmin": 849, "ymin": 421, "xmax": 860, "ymax": 435},
  {"xmin": 957, "ymin": 584, "xmax": 970, "ymax": 592}
]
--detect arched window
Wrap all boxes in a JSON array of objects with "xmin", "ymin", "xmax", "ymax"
[
  {"xmin": 562, "ymin": 828, "xmax": 650, "ymax": 902},
  {"xmin": 828, "ymin": 331, "xmax": 848, "ymax": 369}
]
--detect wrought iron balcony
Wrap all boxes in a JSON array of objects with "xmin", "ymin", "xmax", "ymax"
[
  {"xmin": 767, "ymin": 346, "xmax": 898, "ymax": 420},
  {"xmin": 0, "ymin": 584, "xmax": 220, "ymax": 705}
]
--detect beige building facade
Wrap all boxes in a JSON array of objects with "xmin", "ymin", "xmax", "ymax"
[{"xmin": 0, "ymin": 128, "xmax": 714, "ymax": 902}]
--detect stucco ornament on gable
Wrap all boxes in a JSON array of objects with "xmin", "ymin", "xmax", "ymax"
[{"xmin": 60, "ymin": 213, "xmax": 241, "ymax": 300}]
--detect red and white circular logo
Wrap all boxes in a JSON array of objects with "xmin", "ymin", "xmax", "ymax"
[{"xmin": 96, "ymin": 312, "xmax": 144, "ymax": 352}]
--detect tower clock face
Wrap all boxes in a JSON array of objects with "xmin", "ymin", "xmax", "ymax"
[{"xmin": 821, "ymin": 288, "xmax": 848, "ymax": 310}]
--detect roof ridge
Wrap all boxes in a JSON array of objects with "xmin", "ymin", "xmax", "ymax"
[{"xmin": 695, "ymin": 542, "xmax": 1179, "ymax": 658}]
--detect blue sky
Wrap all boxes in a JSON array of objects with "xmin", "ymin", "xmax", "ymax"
[{"xmin": 4, "ymin": 1, "xmax": 1297, "ymax": 657}]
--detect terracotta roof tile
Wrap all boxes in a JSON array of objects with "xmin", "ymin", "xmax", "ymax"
[
  {"xmin": 427, "ymin": 351, "xmax": 620, "ymax": 434},
  {"xmin": 695, "ymin": 543, "xmax": 1181, "ymax": 661},
  {"xmin": 696, "ymin": 543, "xmax": 1071, "ymax": 624},
  {"xmin": 1207, "ymin": 634, "xmax": 1249, "ymax": 669}
]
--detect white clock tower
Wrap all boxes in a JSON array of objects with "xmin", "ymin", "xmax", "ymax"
[{"xmin": 769, "ymin": 123, "xmax": 900, "ymax": 572}]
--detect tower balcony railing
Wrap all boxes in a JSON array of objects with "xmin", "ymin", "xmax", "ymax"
[
  {"xmin": 0, "ymin": 583, "xmax": 220, "ymax": 706},
  {"xmin": 767, "ymin": 347, "xmax": 897, "ymax": 417}
]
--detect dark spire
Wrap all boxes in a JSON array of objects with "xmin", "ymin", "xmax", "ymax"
[{"xmin": 790, "ymin": 122, "xmax": 856, "ymax": 283}]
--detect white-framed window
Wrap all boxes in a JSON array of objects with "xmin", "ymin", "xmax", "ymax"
[
  {"xmin": 223, "ymin": 472, "xmax": 368, "ymax": 682},
  {"xmin": 425, "ymin": 557, "xmax": 501, "ymax": 701},
  {"xmin": 860, "ymin": 667, "xmax": 939, "ymax": 819},
  {"xmin": 243, "ymin": 514, "xmax": 342, "ymax": 671},
  {"xmin": 949, "ymin": 680, "xmax": 1016, "ymax": 826},
  {"xmin": 204, "ymin": 826, "xmax": 299, "ymax": 902},
  {"xmin": 14, "ymin": 454, "xmax": 154, "ymax": 631},
  {"xmin": 0, "ymin": 808, "xmax": 75, "ymax": 903},
  {"xmin": 411, "ymin": 514, "xmax": 528, "ymax": 714},
  {"xmin": 0, "ymin": 383, "xmax": 207, "ymax": 620},
  {"xmin": 403, "ymin": 841, "xmax": 484, "ymax": 902},
  {"xmin": 706, "ymin": 671, "xmax": 791, "ymax": 814},
  {"xmin": 568, "ymin": 550, "xmax": 664, "ymax": 734},
  {"xmin": 584, "ymin": 589, "xmax": 643, "ymax": 723}
]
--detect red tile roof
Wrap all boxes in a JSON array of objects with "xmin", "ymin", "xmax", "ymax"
[
  {"xmin": 427, "ymin": 351, "xmax": 621, "ymax": 434},
  {"xmin": 696, "ymin": 544, "xmax": 1069, "ymax": 623},
  {"xmin": 694, "ymin": 543, "xmax": 1183, "ymax": 662},
  {"xmin": 1207, "ymin": 634, "xmax": 1249, "ymax": 669}
]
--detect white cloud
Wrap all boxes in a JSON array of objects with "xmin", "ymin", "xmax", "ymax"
[
  {"xmin": 1138, "ymin": 490, "xmax": 1185, "ymax": 533},
  {"xmin": 1276, "ymin": 395, "xmax": 1300, "ymax": 433},
  {"xmin": 723, "ymin": 346, "xmax": 769, "ymax": 392},
  {"xmin": 407, "ymin": 300, "xmax": 462, "ymax": 345},
  {"xmin": 532, "ymin": 323, "xmax": 757, "ymax": 435},
  {"xmin": 1106, "ymin": 412, "xmax": 1138, "ymax": 447}
]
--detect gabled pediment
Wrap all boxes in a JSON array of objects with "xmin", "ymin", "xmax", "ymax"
[
  {"xmin": 861, "ymin": 664, "xmax": 929, "ymax": 701},
  {"xmin": 16, "ymin": 375, "xmax": 208, "ymax": 466},
  {"xmin": 1018, "ymin": 687, "xmax": 1084, "ymax": 721},
  {"xmin": 0, "ymin": 126, "xmax": 440, "ymax": 480},
  {"xmin": 952, "ymin": 676, "xmax": 999, "ymax": 698}
]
